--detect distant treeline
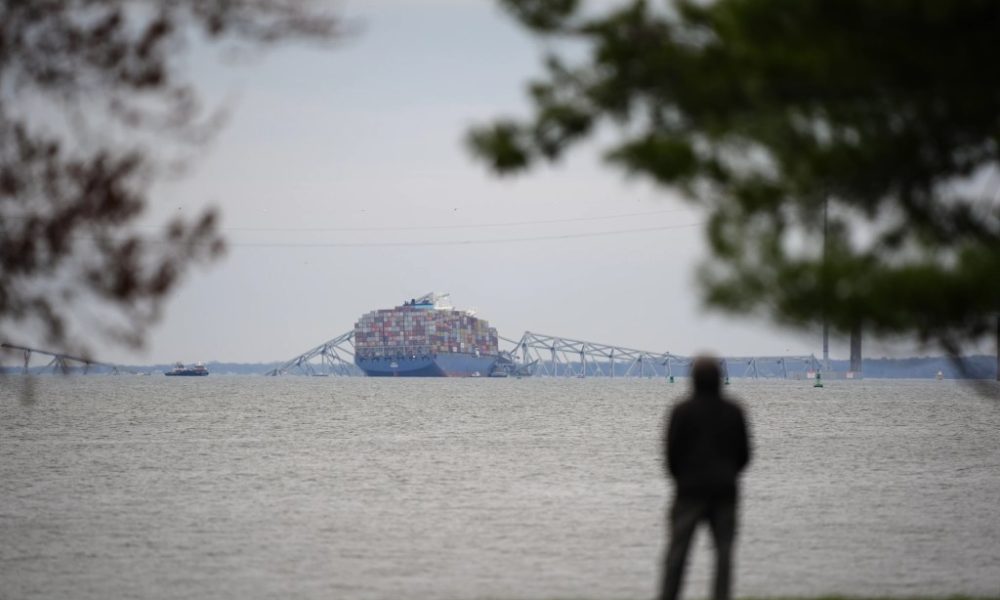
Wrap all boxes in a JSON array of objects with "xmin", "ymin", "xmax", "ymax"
[
  {"xmin": 828, "ymin": 356, "xmax": 996, "ymax": 379},
  {"xmin": 0, "ymin": 361, "xmax": 283, "ymax": 376},
  {"xmin": 537, "ymin": 356, "xmax": 996, "ymax": 379}
]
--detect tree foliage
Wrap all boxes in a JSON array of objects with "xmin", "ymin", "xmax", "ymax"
[
  {"xmin": 470, "ymin": 0, "xmax": 1000, "ymax": 353},
  {"xmin": 0, "ymin": 0, "xmax": 338, "ymax": 354}
]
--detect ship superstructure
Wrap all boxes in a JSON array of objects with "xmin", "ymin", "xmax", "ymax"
[
  {"xmin": 165, "ymin": 362, "xmax": 209, "ymax": 376},
  {"xmin": 353, "ymin": 293, "xmax": 499, "ymax": 377}
]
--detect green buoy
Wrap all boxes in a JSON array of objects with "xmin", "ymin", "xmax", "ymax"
[
  {"xmin": 724, "ymin": 375, "xmax": 731, "ymax": 386},
  {"xmin": 669, "ymin": 375, "xmax": 674, "ymax": 383},
  {"xmin": 814, "ymin": 372, "xmax": 824, "ymax": 388}
]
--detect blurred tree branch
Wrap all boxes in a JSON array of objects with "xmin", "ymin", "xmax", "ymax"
[
  {"xmin": 0, "ymin": 0, "xmax": 340, "ymax": 356},
  {"xmin": 469, "ymin": 0, "xmax": 1000, "ymax": 356}
]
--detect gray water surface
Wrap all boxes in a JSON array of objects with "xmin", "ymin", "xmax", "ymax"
[{"xmin": 2, "ymin": 377, "xmax": 999, "ymax": 599}]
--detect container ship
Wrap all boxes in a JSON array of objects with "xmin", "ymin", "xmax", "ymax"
[{"xmin": 353, "ymin": 293, "xmax": 499, "ymax": 377}]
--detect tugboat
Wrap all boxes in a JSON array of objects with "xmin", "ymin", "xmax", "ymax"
[{"xmin": 165, "ymin": 362, "xmax": 209, "ymax": 376}]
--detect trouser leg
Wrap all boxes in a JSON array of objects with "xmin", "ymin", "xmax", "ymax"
[
  {"xmin": 659, "ymin": 496, "xmax": 703, "ymax": 600},
  {"xmin": 707, "ymin": 497, "xmax": 737, "ymax": 600}
]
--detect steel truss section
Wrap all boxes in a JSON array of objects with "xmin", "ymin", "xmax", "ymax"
[
  {"xmin": 266, "ymin": 330, "xmax": 361, "ymax": 376},
  {"xmin": 512, "ymin": 331, "xmax": 688, "ymax": 378},
  {"xmin": 730, "ymin": 355, "xmax": 823, "ymax": 379},
  {"xmin": 0, "ymin": 342, "xmax": 128, "ymax": 374},
  {"xmin": 508, "ymin": 332, "xmax": 821, "ymax": 380}
]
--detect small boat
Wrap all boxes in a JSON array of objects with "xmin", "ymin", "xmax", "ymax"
[{"xmin": 165, "ymin": 362, "xmax": 209, "ymax": 376}]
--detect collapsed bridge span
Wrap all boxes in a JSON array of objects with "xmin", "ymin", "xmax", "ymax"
[{"xmin": 266, "ymin": 329, "xmax": 821, "ymax": 379}]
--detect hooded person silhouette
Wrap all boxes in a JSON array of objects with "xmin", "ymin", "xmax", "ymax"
[{"xmin": 660, "ymin": 356, "xmax": 751, "ymax": 600}]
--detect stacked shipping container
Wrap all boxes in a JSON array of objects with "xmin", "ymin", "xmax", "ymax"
[{"xmin": 354, "ymin": 302, "xmax": 499, "ymax": 358}]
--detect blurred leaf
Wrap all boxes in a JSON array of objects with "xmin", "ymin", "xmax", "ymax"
[
  {"xmin": 472, "ymin": 0, "xmax": 1000, "ymax": 351},
  {"xmin": 0, "ymin": 0, "xmax": 340, "ymax": 355}
]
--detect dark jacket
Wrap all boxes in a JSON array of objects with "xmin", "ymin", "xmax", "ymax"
[{"xmin": 665, "ymin": 383, "xmax": 751, "ymax": 498}]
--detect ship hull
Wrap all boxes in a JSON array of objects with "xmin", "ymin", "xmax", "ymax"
[{"xmin": 356, "ymin": 353, "xmax": 497, "ymax": 377}]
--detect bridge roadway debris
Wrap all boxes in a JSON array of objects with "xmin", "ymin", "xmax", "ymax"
[{"xmin": 0, "ymin": 342, "xmax": 133, "ymax": 375}]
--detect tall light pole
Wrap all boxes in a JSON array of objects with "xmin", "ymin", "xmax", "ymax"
[{"xmin": 822, "ymin": 196, "xmax": 830, "ymax": 372}]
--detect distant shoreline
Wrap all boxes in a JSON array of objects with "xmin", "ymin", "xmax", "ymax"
[
  {"xmin": 4, "ymin": 345, "xmax": 997, "ymax": 379},
  {"xmin": 2, "ymin": 354, "xmax": 997, "ymax": 380}
]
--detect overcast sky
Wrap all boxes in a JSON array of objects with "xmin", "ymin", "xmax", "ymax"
[{"xmin": 100, "ymin": 0, "xmax": 876, "ymax": 365}]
